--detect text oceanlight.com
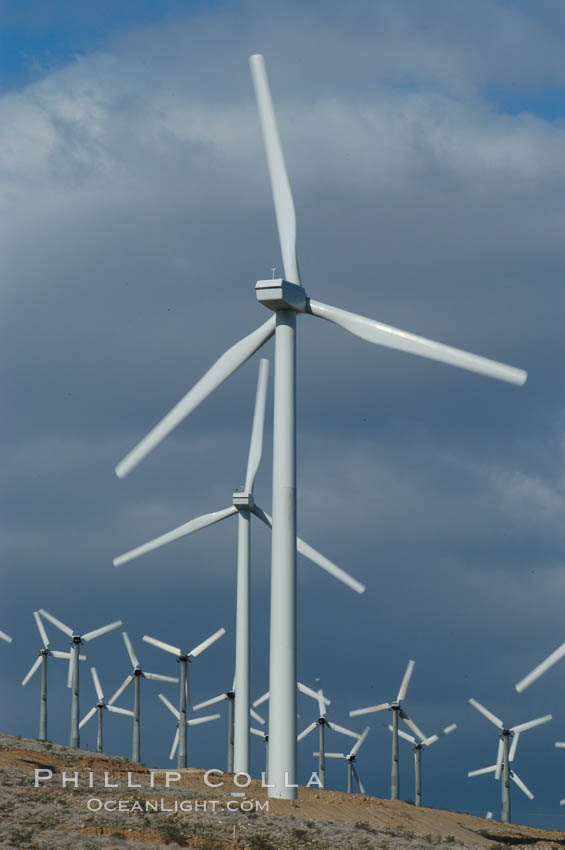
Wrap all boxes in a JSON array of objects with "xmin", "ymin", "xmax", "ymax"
[{"xmin": 86, "ymin": 798, "xmax": 269, "ymax": 813}]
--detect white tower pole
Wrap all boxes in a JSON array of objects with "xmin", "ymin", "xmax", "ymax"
[
  {"xmin": 502, "ymin": 731, "xmax": 511, "ymax": 823},
  {"xmin": 178, "ymin": 659, "xmax": 188, "ymax": 769},
  {"xmin": 414, "ymin": 745, "xmax": 422, "ymax": 807},
  {"xmin": 97, "ymin": 707, "xmax": 103, "ymax": 753},
  {"xmin": 228, "ymin": 691, "xmax": 235, "ymax": 772},
  {"xmin": 133, "ymin": 673, "xmax": 141, "ymax": 763},
  {"xmin": 39, "ymin": 653, "xmax": 48, "ymax": 742},
  {"xmin": 391, "ymin": 706, "xmax": 399, "ymax": 800},
  {"xmin": 70, "ymin": 639, "xmax": 80, "ymax": 748},
  {"xmin": 318, "ymin": 721, "xmax": 326, "ymax": 789},
  {"xmin": 234, "ymin": 510, "xmax": 251, "ymax": 773}
]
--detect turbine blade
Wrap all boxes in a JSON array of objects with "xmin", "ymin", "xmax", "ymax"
[
  {"xmin": 510, "ymin": 770, "xmax": 534, "ymax": 800},
  {"xmin": 308, "ymin": 300, "xmax": 527, "ymax": 386},
  {"xmin": 327, "ymin": 721, "xmax": 360, "ymax": 739},
  {"xmin": 107, "ymin": 704, "xmax": 134, "ymax": 717},
  {"xmin": 443, "ymin": 723, "xmax": 457, "ymax": 736},
  {"xmin": 79, "ymin": 706, "xmax": 98, "ymax": 729},
  {"xmin": 169, "ymin": 728, "xmax": 179, "ymax": 761},
  {"xmin": 249, "ymin": 54, "xmax": 300, "ymax": 285},
  {"xmin": 392, "ymin": 726, "xmax": 416, "ymax": 745},
  {"xmin": 349, "ymin": 703, "xmax": 390, "ymax": 717},
  {"xmin": 515, "ymin": 642, "xmax": 565, "ymax": 693},
  {"xmin": 115, "ymin": 318, "xmax": 276, "ymax": 478},
  {"xmin": 114, "ymin": 507, "xmax": 237, "ymax": 566},
  {"xmin": 108, "ymin": 674, "xmax": 134, "ymax": 705},
  {"xmin": 0, "ymin": 631, "xmax": 12, "ymax": 643},
  {"xmin": 422, "ymin": 734, "xmax": 439, "ymax": 747},
  {"xmin": 189, "ymin": 627, "xmax": 226, "ymax": 659},
  {"xmin": 510, "ymin": 714, "xmax": 552, "ymax": 734},
  {"xmin": 297, "ymin": 722, "xmax": 318, "ymax": 742},
  {"xmin": 401, "ymin": 714, "xmax": 427, "ymax": 742},
  {"xmin": 397, "ymin": 660, "xmax": 415, "ymax": 701},
  {"xmin": 322, "ymin": 753, "xmax": 345, "ymax": 758},
  {"xmin": 122, "ymin": 633, "xmax": 140, "ymax": 669},
  {"xmin": 38, "ymin": 609, "xmax": 73, "ymax": 638},
  {"xmin": 297, "ymin": 681, "xmax": 331, "ymax": 705},
  {"xmin": 250, "ymin": 727, "xmax": 265, "ymax": 738},
  {"xmin": 468, "ymin": 765, "xmax": 497, "ymax": 777},
  {"xmin": 187, "ymin": 713, "xmax": 221, "ymax": 726},
  {"xmin": 316, "ymin": 689, "xmax": 327, "ymax": 718},
  {"xmin": 352, "ymin": 765, "xmax": 366, "ymax": 795},
  {"xmin": 244, "ymin": 358, "xmax": 269, "ymax": 494},
  {"xmin": 253, "ymin": 691, "xmax": 269, "ymax": 708},
  {"xmin": 22, "ymin": 656, "xmax": 42, "ymax": 686},
  {"xmin": 142, "ymin": 635, "xmax": 181, "ymax": 657},
  {"xmin": 90, "ymin": 667, "xmax": 104, "ymax": 702},
  {"xmin": 252, "ymin": 506, "xmax": 365, "ymax": 594},
  {"xmin": 349, "ymin": 726, "xmax": 370, "ymax": 757},
  {"xmin": 192, "ymin": 694, "xmax": 228, "ymax": 710},
  {"xmin": 250, "ymin": 708, "xmax": 266, "ymax": 725},
  {"xmin": 555, "ymin": 742, "xmax": 565, "ymax": 748},
  {"xmin": 82, "ymin": 620, "xmax": 122, "ymax": 642},
  {"xmin": 469, "ymin": 698, "xmax": 504, "ymax": 729},
  {"xmin": 494, "ymin": 739, "xmax": 504, "ymax": 781},
  {"xmin": 509, "ymin": 732, "xmax": 520, "ymax": 762},
  {"xmin": 158, "ymin": 693, "xmax": 180, "ymax": 720},
  {"xmin": 34, "ymin": 612, "xmax": 49, "ymax": 648},
  {"xmin": 51, "ymin": 651, "xmax": 72, "ymax": 659},
  {"xmin": 144, "ymin": 672, "xmax": 179, "ymax": 683}
]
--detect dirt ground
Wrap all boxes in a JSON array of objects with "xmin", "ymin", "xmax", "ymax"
[{"xmin": 1, "ymin": 734, "xmax": 564, "ymax": 850}]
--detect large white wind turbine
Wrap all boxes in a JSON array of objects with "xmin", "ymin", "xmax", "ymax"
[
  {"xmin": 108, "ymin": 632, "xmax": 178, "ymax": 763},
  {"xmin": 38, "ymin": 609, "xmax": 122, "ymax": 748},
  {"xmin": 21, "ymin": 611, "xmax": 82, "ymax": 742},
  {"xmin": 468, "ymin": 697, "xmax": 551, "ymax": 823},
  {"xmin": 349, "ymin": 660, "xmax": 427, "ymax": 800},
  {"xmin": 79, "ymin": 667, "xmax": 134, "ymax": 753},
  {"xmin": 114, "ymin": 359, "xmax": 364, "ymax": 776},
  {"xmin": 391, "ymin": 721, "xmax": 456, "ymax": 807},
  {"xmin": 158, "ymin": 693, "xmax": 220, "ymax": 763},
  {"xmin": 314, "ymin": 726, "xmax": 371, "ymax": 794},
  {"xmin": 113, "ymin": 56, "xmax": 527, "ymax": 797},
  {"xmin": 142, "ymin": 627, "xmax": 226, "ymax": 769}
]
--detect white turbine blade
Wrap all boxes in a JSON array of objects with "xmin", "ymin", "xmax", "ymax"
[
  {"xmin": 250, "ymin": 727, "xmax": 265, "ymax": 738},
  {"xmin": 114, "ymin": 506, "xmax": 238, "ymax": 566},
  {"xmin": 510, "ymin": 714, "xmax": 552, "ymax": 734},
  {"xmin": 108, "ymin": 674, "xmax": 134, "ymax": 705},
  {"xmin": 0, "ymin": 630, "xmax": 12, "ymax": 643},
  {"xmin": 253, "ymin": 691, "xmax": 269, "ymax": 708},
  {"xmin": 187, "ymin": 713, "xmax": 221, "ymax": 726},
  {"xmin": 297, "ymin": 722, "xmax": 318, "ymax": 742},
  {"xmin": 443, "ymin": 723, "xmax": 457, "ymax": 736},
  {"xmin": 51, "ymin": 650, "xmax": 72, "ymax": 659},
  {"xmin": 297, "ymin": 681, "xmax": 331, "ymax": 706},
  {"xmin": 122, "ymin": 633, "xmax": 140, "ymax": 668},
  {"xmin": 189, "ymin": 627, "xmax": 226, "ymax": 659},
  {"xmin": 327, "ymin": 721, "xmax": 360, "ymax": 739},
  {"xmin": 38, "ymin": 609, "xmax": 73, "ymax": 638},
  {"xmin": 90, "ymin": 667, "xmax": 104, "ymax": 702},
  {"xmin": 115, "ymin": 318, "xmax": 276, "ymax": 478},
  {"xmin": 390, "ymin": 725, "xmax": 417, "ymax": 745},
  {"xmin": 494, "ymin": 739, "xmax": 504, "ymax": 781},
  {"xmin": 78, "ymin": 654, "xmax": 87, "ymax": 661},
  {"xmin": 169, "ymin": 728, "xmax": 179, "ymax": 761},
  {"xmin": 66, "ymin": 655, "xmax": 73, "ymax": 689},
  {"xmin": 158, "ymin": 692, "xmax": 180, "ymax": 720},
  {"xmin": 350, "ymin": 703, "xmax": 390, "ymax": 717},
  {"xmin": 193, "ymin": 693, "xmax": 228, "ymax": 710},
  {"xmin": 322, "ymin": 752, "xmax": 346, "ymax": 758},
  {"xmin": 144, "ymin": 672, "xmax": 178, "ymax": 683},
  {"xmin": 249, "ymin": 54, "xmax": 300, "ymax": 285},
  {"xmin": 316, "ymin": 689, "xmax": 327, "ymax": 718},
  {"xmin": 22, "ymin": 656, "xmax": 43, "ymax": 686},
  {"xmin": 510, "ymin": 770, "xmax": 534, "ymax": 800},
  {"xmin": 82, "ymin": 620, "xmax": 122, "ymax": 642},
  {"xmin": 555, "ymin": 742, "xmax": 565, "ymax": 748},
  {"xmin": 250, "ymin": 707, "xmax": 265, "ymax": 725},
  {"xmin": 515, "ymin": 642, "xmax": 565, "ymax": 693},
  {"xmin": 107, "ymin": 704, "xmax": 134, "ymax": 717},
  {"xmin": 142, "ymin": 635, "xmax": 181, "ymax": 657},
  {"xmin": 509, "ymin": 732, "xmax": 520, "ymax": 762},
  {"xmin": 79, "ymin": 706, "xmax": 98, "ymax": 729},
  {"xmin": 252, "ymin": 506, "xmax": 365, "ymax": 594},
  {"xmin": 352, "ymin": 765, "xmax": 366, "ymax": 795},
  {"xmin": 349, "ymin": 726, "xmax": 370, "ymax": 757},
  {"xmin": 244, "ymin": 358, "xmax": 269, "ymax": 494},
  {"xmin": 468, "ymin": 765, "xmax": 497, "ymax": 777},
  {"xmin": 469, "ymin": 698, "xmax": 504, "ymax": 729},
  {"xmin": 402, "ymin": 715, "xmax": 427, "ymax": 742},
  {"xmin": 422, "ymin": 734, "xmax": 439, "ymax": 747},
  {"xmin": 308, "ymin": 300, "xmax": 527, "ymax": 387},
  {"xmin": 397, "ymin": 660, "xmax": 415, "ymax": 701},
  {"xmin": 34, "ymin": 612, "xmax": 49, "ymax": 648}
]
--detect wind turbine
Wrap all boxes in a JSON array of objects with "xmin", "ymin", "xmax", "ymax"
[
  {"xmin": 21, "ymin": 611, "xmax": 82, "ymax": 742},
  {"xmin": 79, "ymin": 667, "xmax": 134, "ymax": 753},
  {"xmin": 391, "ymin": 721, "xmax": 456, "ymax": 807},
  {"xmin": 114, "ymin": 359, "xmax": 364, "ymax": 776},
  {"xmin": 108, "ymin": 632, "xmax": 178, "ymax": 763},
  {"xmin": 297, "ymin": 681, "xmax": 359, "ymax": 789},
  {"xmin": 38, "ymin": 609, "xmax": 122, "ymax": 748},
  {"xmin": 468, "ymin": 697, "xmax": 551, "ymax": 823},
  {"xmin": 158, "ymin": 693, "xmax": 220, "ymax": 763},
  {"xmin": 113, "ymin": 55, "xmax": 527, "ymax": 798},
  {"xmin": 142, "ymin": 627, "xmax": 226, "ymax": 769},
  {"xmin": 193, "ymin": 676, "xmax": 266, "ymax": 772},
  {"xmin": 315, "ymin": 726, "xmax": 371, "ymax": 794},
  {"xmin": 349, "ymin": 660, "xmax": 427, "ymax": 800}
]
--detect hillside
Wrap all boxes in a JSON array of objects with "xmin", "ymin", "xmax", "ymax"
[{"xmin": 1, "ymin": 734, "xmax": 564, "ymax": 849}]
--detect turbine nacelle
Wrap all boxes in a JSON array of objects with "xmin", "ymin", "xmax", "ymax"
[
  {"xmin": 232, "ymin": 492, "xmax": 255, "ymax": 510},
  {"xmin": 256, "ymin": 279, "xmax": 307, "ymax": 313}
]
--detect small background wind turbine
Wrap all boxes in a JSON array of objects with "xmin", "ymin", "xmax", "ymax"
[
  {"xmin": 468, "ymin": 697, "xmax": 551, "ymax": 823},
  {"xmin": 142, "ymin": 627, "xmax": 226, "ymax": 768},
  {"xmin": 391, "ymin": 721, "xmax": 456, "ymax": 806},
  {"xmin": 315, "ymin": 726, "xmax": 371, "ymax": 794},
  {"xmin": 350, "ymin": 660, "xmax": 426, "ymax": 800},
  {"xmin": 108, "ymin": 632, "xmax": 178, "ymax": 763},
  {"xmin": 158, "ymin": 693, "xmax": 220, "ymax": 763},
  {"xmin": 79, "ymin": 667, "xmax": 134, "ymax": 753},
  {"xmin": 21, "ymin": 611, "xmax": 81, "ymax": 742},
  {"xmin": 38, "ymin": 609, "xmax": 122, "ymax": 748}
]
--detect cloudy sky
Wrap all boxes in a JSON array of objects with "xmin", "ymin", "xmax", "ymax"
[{"xmin": 1, "ymin": 0, "xmax": 564, "ymax": 828}]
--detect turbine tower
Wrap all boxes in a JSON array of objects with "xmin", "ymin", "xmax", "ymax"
[
  {"xmin": 315, "ymin": 726, "xmax": 371, "ymax": 794},
  {"xmin": 142, "ymin": 627, "xmax": 226, "ymax": 769},
  {"xmin": 468, "ymin": 697, "xmax": 551, "ymax": 823},
  {"xmin": 79, "ymin": 667, "xmax": 134, "ymax": 753},
  {"xmin": 349, "ymin": 660, "xmax": 427, "ymax": 800},
  {"xmin": 392, "ymin": 721, "xmax": 456, "ymax": 807},
  {"xmin": 113, "ymin": 56, "xmax": 527, "ymax": 798},
  {"xmin": 109, "ymin": 632, "xmax": 178, "ymax": 763},
  {"xmin": 250, "ymin": 726, "xmax": 269, "ymax": 780},
  {"xmin": 114, "ymin": 359, "xmax": 364, "ymax": 775},
  {"xmin": 21, "ymin": 611, "xmax": 81, "ymax": 741},
  {"xmin": 38, "ymin": 609, "xmax": 122, "ymax": 748},
  {"xmin": 158, "ymin": 693, "xmax": 220, "ymax": 763}
]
